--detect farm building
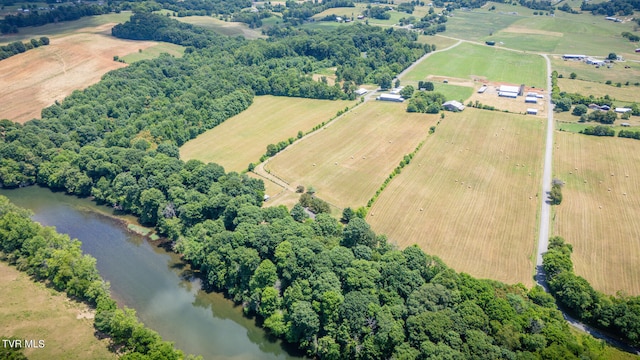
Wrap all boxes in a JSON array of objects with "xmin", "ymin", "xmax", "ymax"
[
  {"xmin": 586, "ymin": 58, "xmax": 605, "ymax": 66},
  {"xmin": 443, "ymin": 100, "xmax": 465, "ymax": 112},
  {"xmin": 390, "ymin": 87, "xmax": 404, "ymax": 95},
  {"xmin": 376, "ymin": 94, "xmax": 404, "ymax": 102},
  {"xmin": 527, "ymin": 108, "xmax": 538, "ymax": 115},
  {"xmin": 477, "ymin": 85, "xmax": 488, "ymax": 93},
  {"xmin": 499, "ymin": 85, "xmax": 520, "ymax": 93},
  {"xmin": 355, "ymin": 88, "xmax": 368, "ymax": 96},
  {"xmin": 563, "ymin": 54, "xmax": 586, "ymax": 60},
  {"xmin": 499, "ymin": 91, "xmax": 518, "ymax": 98},
  {"xmin": 615, "ymin": 107, "xmax": 632, "ymax": 113},
  {"xmin": 622, "ymin": 123, "xmax": 631, "ymax": 127},
  {"xmin": 525, "ymin": 96, "xmax": 538, "ymax": 104}
]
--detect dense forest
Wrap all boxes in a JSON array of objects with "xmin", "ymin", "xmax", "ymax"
[{"xmin": 2, "ymin": 9, "xmax": 640, "ymax": 359}]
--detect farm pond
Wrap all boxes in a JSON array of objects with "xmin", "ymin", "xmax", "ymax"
[{"xmin": 0, "ymin": 185, "xmax": 303, "ymax": 360}]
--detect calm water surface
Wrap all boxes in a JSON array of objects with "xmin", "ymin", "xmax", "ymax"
[{"xmin": 0, "ymin": 186, "xmax": 302, "ymax": 360}]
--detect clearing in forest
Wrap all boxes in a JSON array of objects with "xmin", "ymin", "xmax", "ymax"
[
  {"xmin": 169, "ymin": 15, "xmax": 265, "ymax": 39},
  {"xmin": 0, "ymin": 17, "xmax": 160, "ymax": 123},
  {"xmin": 0, "ymin": 262, "xmax": 115, "ymax": 360},
  {"xmin": 264, "ymin": 100, "xmax": 438, "ymax": 209},
  {"xmin": 367, "ymin": 108, "xmax": 545, "ymax": 287},
  {"xmin": 553, "ymin": 132, "xmax": 640, "ymax": 295},
  {"xmin": 402, "ymin": 42, "xmax": 547, "ymax": 89},
  {"xmin": 180, "ymin": 96, "xmax": 356, "ymax": 172}
]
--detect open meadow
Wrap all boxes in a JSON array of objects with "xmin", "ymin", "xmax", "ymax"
[
  {"xmin": 558, "ymin": 78, "xmax": 640, "ymax": 104},
  {"xmin": 0, "ymin": 15, "xmax": 165, "ymax": 123},
  {"xmin": 553, "ymin": 132, "xmax": 640, "ymax": 295},
  {"xmin": 402, "ymin": 42, "xmax": 547, "ymax": 88},
  {"xmin": 264, "ymin": 100, "xmax": 438, "ymax": 209},
  {"xmin": 180, "ymin": 96, "xmax": 356, "ymax": 172},
  {"xmin": 552, "ymin": 56, "xmax": 640, "ymax": 85},
  {"xmin": 367, "ymin": 108, "xmax": 545, "ymax": 287},
  {"xmin": 0, "ymin": 262, "xmax": 115, "ymax": 360},
  {"xmin": 168, "ymin": 15, "xmax": 265, "ymax": 39},
  {"xmin": 446, "ymin": 2, "xmax": 640, "ymax": 59},
  {"xmin": 121, "ymin": 43, "xmax": 185, "ymax": 63}
]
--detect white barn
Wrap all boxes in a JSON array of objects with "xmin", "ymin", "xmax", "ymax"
[
  {"xmin": 527, "ymin": 108, "xmax": 538, "ymax": 115},
  {"xmin": 525, "ymin": 96, "xmax": 538, "ymax": 104},
  {"xmin": 443, "ymin": 100, "xmax": 465, "ymax": 112},
  {"xmin": 376, "ymin": 94, "xmax": 404, "ymax": 102},
  {"xmin": 355, "ymin": 88, "xmax": 368, "ymax": 96}
]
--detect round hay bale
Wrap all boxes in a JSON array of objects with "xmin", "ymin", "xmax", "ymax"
[
  {"xmin": 334, "ymin": 162, "xmax": 338, "ymax": 165},
  {"xmin": 608, "ymin": 188, "xmax": 611, "ymax": 191},
  {"xmin": 420, "ymin": 208, "xmax": 423, "ymax": 211}
]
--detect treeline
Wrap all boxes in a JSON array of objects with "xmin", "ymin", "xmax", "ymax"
[
  {"xmin": 280, "ymin": 0, "xmax": 354, "ymax": 25},
  {"xmin": 112, "ymin": 12, "xmax": 223, "ymax": 48},
  {"xmin": 154, "ymin": 0, "xmax": 251, "ymax": 16},
  {"xmin": 580, "ymin": 125, "xmax": 615, "ymax": 136},
  {"xmin": 406, "ymin": 91, "xmax": 446, "ymax": 113},
  {"xmin": 581, "ymin": 0, "xmax": 639, "ymax": 16},
  {"xmin": 543, "ymin": 236, "xmax": 640, "ymax": 347},
  {"xmin": 0, "ymin": 3, "xmax": 111, "ymax": 34},
  {"xmin": 0, "ymin": 36, "xmax": 49, "ymax": 61},
  {"xmin": 0, "ymin": 196, "xmax": 190, "ymax": 359}
]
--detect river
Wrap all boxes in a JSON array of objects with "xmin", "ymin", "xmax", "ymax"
[{"xmin": 0, "ymin": 186, "xmax": 303, "ymax": 360}]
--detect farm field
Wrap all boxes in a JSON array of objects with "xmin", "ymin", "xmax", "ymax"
[
  {"xmin": 367, "ymin": 108, "xmax": 545, "ymax": 287},
  {"xmin": 0, "ymin": 21, "xmax": 159, "ymax": 123},
  {"xmin": 121, "ymin": 42, "xmax": 185, "ymax": 63},
  {"xmin": 180, "ymin": 96, "xmax": 356, "ymax": 172},
  {"xmin": 558, "ymin": 78, "xmax": 640, "ymax": 103},
  {"xmin": 402, "ymin": 42, "xmax": 547, "ymax": 88},
  {"xmin": 553, "ymin": 57, "xmax": 640, "ymax": 84},
  {"xmin": 417, "ymin": 34, "xmax": 459, "ymax": 50},
  {"xmin": 0, "ymin": 262, "xmax": 115, "ymax": 360},
  {"xmin": 553, "ymin": 132, "xmax": 640, "ymax": 295},
  {"xmin": 0, "ymin": 13, "xmax": 132, "ymax": 44},
  {"xmin": 446, "ymin": 2, "xmax": 640, "ymax": 59},
  {"xmin": 264, "ymin": 101, "xmax": 438, "ymax": 209},
  {"xmin": 169, "ymin": 15, "xmax": 265, "ymax": 39}
]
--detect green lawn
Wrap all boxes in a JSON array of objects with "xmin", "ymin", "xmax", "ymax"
[
  {"xmin": 403, "ymin": 42, "xmax": 547, "ymax": 88},
  {"xmin": 121, "ymin": 43, "xmax": 185, "ymax": 63}
]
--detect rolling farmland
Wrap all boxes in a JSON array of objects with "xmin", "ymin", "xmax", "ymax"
[
  {"xmin": 368, "ymin": 108, "xmax": 545, "ymax": 286},
  {"xmin": 180, "ymin": 96, "xmax": 356, "ymax": 172},
  {"xmin": 0, "ymin": 19, "xmax": 159, "ymax": 123},
  {"xmin": 264, "ymin": 101, "xmax": 438, "ymax": 209},
  {"xmin": 402, "ymin": 42, "xmax": 547, "ymax": 88},
  {"xmin": 553, "ymin": 132, "xmax": 640, "ymax": 295},
  {"xmin": 558, "ymin": 78, "xmax": 640, "ymax": 104}
]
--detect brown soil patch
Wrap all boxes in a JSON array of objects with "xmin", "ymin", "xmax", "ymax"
[
  {"xmin": 502, "ymin": 26, "xmax": 563, "ymax": 37},
  {"xmin": 0, "ymin": 24, "xmax": 157, "ymax": 123}
]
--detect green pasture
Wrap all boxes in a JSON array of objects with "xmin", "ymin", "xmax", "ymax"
[
  {"xmin": 0, "ymin": 12, "xmax": 132, "ymax": 44},
  {"xmin": 403, "ymin": 42, "xmax": 546, "ymax": 88},
  {"xmin": 417, "ymin": 34, "xmax": 459, "ymax": 50},
  {"xmin": 552, "ymin": 57, "xmax": 640, "ymax": 84},
  {"xmin": 445, "ymin": 9, "xmax": 524, "ymax": 41},
  {"xmin": 121, "ymin": 43, "xmax": 185, "ymax": 63}
]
